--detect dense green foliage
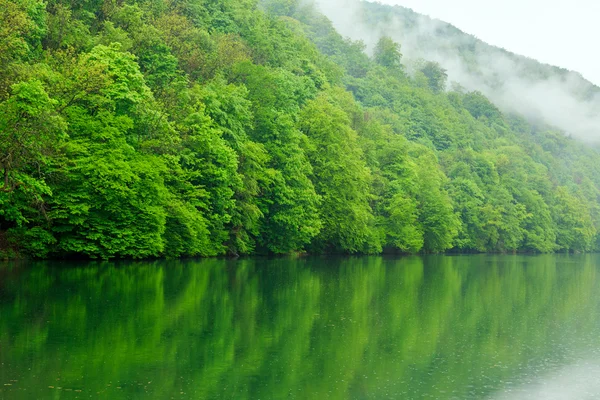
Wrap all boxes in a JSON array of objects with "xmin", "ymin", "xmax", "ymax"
[{"xmin": 1, "ymin": 0, "xmax": 599, "ymax": 258}]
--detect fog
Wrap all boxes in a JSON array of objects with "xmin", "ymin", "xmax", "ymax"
[{"xmin": 311, "ymin": 0, "xmax": 600, "ymax": 141}]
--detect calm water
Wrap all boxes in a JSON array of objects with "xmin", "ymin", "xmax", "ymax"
[{"xmin": 1, "ymin": 255, "xmax": 600, "ymax": 399}]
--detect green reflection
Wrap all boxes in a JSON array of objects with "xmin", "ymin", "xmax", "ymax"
[{"xmin": 1, "ymin": 255, "xmax": 600, "ymax": 399}]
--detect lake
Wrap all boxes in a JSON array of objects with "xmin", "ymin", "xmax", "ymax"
[{"xmin": 1, "ymin": 254, "xmax": 600, "ymax": 399}]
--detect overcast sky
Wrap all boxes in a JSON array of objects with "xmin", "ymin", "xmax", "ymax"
[{"xmin": 374, "ymin": 0, "xmax": 600, "ymax": 86}]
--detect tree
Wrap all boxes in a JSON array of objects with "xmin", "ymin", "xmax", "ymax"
[
  {"xmin": 299, "ymin": 90, "xmax": 378, "ymax": 253},
  {"xmin": 0, "ymin": 0, "xmax": 47, "ymax": 99},
  {"xmin": 553, "ymin": 187, "xmax": 596, "ymax": 252},
  {"xmin": 419, "ymin": 61, "xmax": 448, "ymax": 93},
  {"xmin": 232, "ymin": 62, "xmax": 322, "ymax": 253},
  {"xmin": 0, "ymin": 80, "xmax": 66, "ymax": 257},
  {"xmin": 412, "ymin": 148, "xmax": 458, "ymax": 252},
  {"xmin": 373, "ymin": 36, "xmax": 402, "ymax": 69}
]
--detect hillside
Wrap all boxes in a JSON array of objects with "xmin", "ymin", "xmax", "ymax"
[
  {"xmin": 1, "ymin": 0, "xmax": 599, "ymax": 259},
  {"xmin": 312, "ymin": 0, "xmax": 600, "ymax": 140}
]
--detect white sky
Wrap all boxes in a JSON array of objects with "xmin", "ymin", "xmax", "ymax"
[{"xmin": 374, "ymin": 0, "xmax": 600, "ymax": 86}]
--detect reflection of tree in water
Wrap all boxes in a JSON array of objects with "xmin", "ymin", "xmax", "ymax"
[{"xmin": 0, "ymin": 255, "xmax": 599, "ymax": 399}]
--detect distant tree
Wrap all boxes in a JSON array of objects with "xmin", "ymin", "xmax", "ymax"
[
  {"xmin": 373, "ymin": 36, "xmax": 402, "ymax": 69},
  {"xmin": 419, "ymin": 61, "xmax": 448, "ymax": 93},
  {"xmin": 462, "ymin": 91, "xmax": 503, "ymax": 122}
]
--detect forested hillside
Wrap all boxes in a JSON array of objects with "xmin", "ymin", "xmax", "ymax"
[
  {"xmin": 315, "ymin": 0, "xmax": 600, "ymax": 141},
  {"xmin": 1, "ymin": 0, "xmax": 599, "ymax": 259}
]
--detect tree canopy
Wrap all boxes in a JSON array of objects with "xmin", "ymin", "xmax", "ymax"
[{"xmin": 1, "ymin": 0, "xmax": 599, "ymax": 259}]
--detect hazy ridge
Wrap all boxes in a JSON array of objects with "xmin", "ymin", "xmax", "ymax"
[{"xmin": 312, "ymin": 0, "xmax": 600, "ymax": 141}]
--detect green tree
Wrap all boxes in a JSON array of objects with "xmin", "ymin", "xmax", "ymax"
[
  {"xmin": 553, "ymin": 187, "xmax": 596, "ymax": 252},
  {"xmin": 232, "ymin": 62, "xmax": 321, "ymax": 253},
  {"xmin": 299, "ymin": 89, "xmax": 378, "ymax": 253},
  {"xmin": 373, "ymin": 36, "xmax": 402, "ymax": 69},
  {"xmin": 418, "ymin": 61, "xmax": 448, "ymax": 93},
  {"xmin": 413, "ymin": 151, "xmax": 459, "ymax": 252}
]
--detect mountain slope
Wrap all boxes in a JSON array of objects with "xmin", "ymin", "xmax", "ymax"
[
  {"xmin": 1, "ymin": 0, "xmax": 599, "ymax": 258},
  {"xmin": 309, "ymin": 0, "xmax": 600, "ymax": 141}
]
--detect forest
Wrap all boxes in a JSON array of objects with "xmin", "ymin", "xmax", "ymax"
[{"xmin": 1, "ymin": 0, "xmax": 599, "ymax": 259}]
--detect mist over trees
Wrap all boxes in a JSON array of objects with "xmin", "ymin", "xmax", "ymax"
[
  {"xmin": 312, "ymin": 0, "xmax": 600, "ymax": 141},
  {"xmin": 1, "ymin": 0, "xmax": 599, "ymax": 259}
]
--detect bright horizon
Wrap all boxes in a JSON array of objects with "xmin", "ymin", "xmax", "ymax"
[{"xmin": 373, "ymin": 0, "xmax": 600, "ymax": 86}]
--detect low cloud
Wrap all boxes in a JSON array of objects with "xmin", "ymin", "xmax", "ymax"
[{"xmin": 311, "ymin": 0, "xmax": 600, "ymax": 141}]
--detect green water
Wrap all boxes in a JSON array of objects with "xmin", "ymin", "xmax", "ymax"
[{"xmin": 1, "ymin": 255, "xmax": 600, "ymax": 399}]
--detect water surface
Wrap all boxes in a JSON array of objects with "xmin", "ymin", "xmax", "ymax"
[{"xmin": 1, "ymin": 254, "xmax": 600, "ymax": 399}]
